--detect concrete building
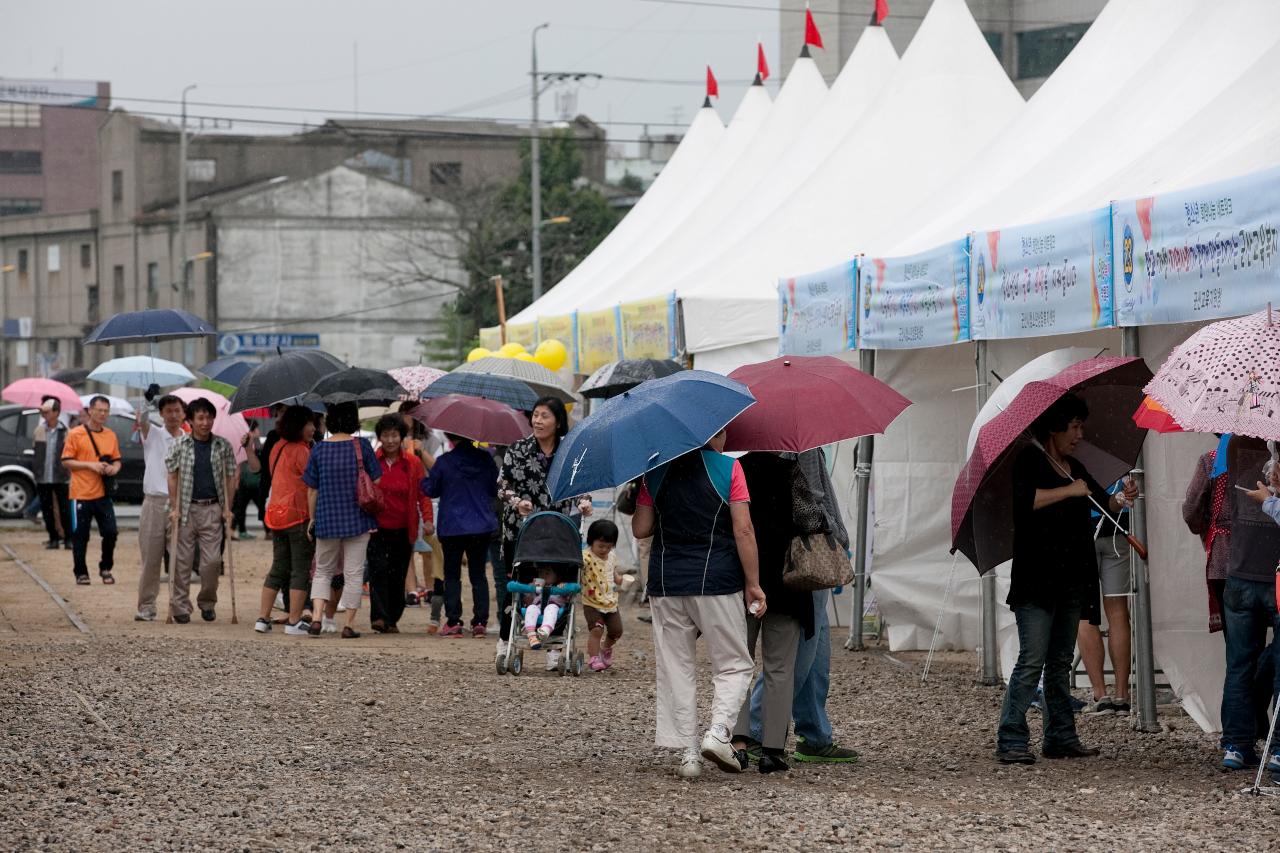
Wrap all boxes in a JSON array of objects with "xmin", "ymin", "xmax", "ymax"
[
  {"xmin": 606, "ymin": 128, "xmax": 682, "ymax": 191},
  {"xmin": 781, "ymin": 0, "xmax": 1107, "ymax": 97},
  {"xmin": 0, "ymin": 78, "xmax": 111, "ymax": 217}
]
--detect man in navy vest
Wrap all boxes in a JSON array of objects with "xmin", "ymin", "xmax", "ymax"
[{"xmin": 632, "ymin": 428, "xmax": 766, "ymax": 780}]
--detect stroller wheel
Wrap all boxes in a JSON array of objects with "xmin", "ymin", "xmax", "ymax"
[
  {"xmin": 496, "ymin": 654, "xmax": 508, "ymax": 676},
  {"xmin": 572, "ymin": 651, "xmax": 584, "ymax": 677},
  {"xmin": 512, "ymin": 651, "xmax": 524, "ymax": 676},
  {"xmin": 557, "ymin": 653, "xmax": 569, "ymax": 677}
]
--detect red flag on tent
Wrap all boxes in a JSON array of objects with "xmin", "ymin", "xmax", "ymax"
[
  {"xmin": 872, "ymin": 0, "xmax": 890, "ymax": 25},
  {"xmin": 804, "ymin": 7, "xmax": 824, "ymax": 49},
  {"xmin": 756, "ymin": 42, "xmax": 770, "ymax": 81},
  {"xmin": 706, "ymin": 65, "xmax": 718, "ymax": 99}
]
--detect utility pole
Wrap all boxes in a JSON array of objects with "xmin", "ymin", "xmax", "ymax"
[
  {"xmin": 178, "ymin": 84, "xmax": 196, "ymax": 315},
  {"xmin": 530, "ymin": 23, "xmax": 549, "ymax": 303}
]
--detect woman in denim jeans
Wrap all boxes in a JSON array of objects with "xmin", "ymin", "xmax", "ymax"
[{"xmin": 995, "ymin": 394, "xmax": 1137, "ymax": 765}]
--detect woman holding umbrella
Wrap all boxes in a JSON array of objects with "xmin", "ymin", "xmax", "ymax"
[{"xmin": 997, "ymin": 394, "xmax": 1137, "ymax": 765}]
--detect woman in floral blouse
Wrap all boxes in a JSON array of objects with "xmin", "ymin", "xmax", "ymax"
[{"xmin": 496, "ymin": 397, "xmax": 591, "ymax": 662}]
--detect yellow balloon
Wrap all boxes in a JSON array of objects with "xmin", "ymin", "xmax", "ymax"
[
  {"xmin": 497, "ymin": 342, "xmax": 526, "ymax": 358},
  {"xmin": 515, "ymin": 352, "xmax": 536, "ymax": 362},
  {"xmin": 533, "ymin": 338, "xmax": 568, "ymax": 372},
  {"xmin": 466, "ymin": 347, "xmax": 492, "ymax": 363}
]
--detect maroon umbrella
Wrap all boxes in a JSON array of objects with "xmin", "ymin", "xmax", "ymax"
[
  {"xmin": 951, "ymin": 356, "xmax": 1152, "ymax": 574},
  {"xmin": 406, "ymin": 394, "xmax": 531, "ymax": 446},
  {"xmin": 723, "ymin": 355, "xmax": 912, "ymax": 452}
]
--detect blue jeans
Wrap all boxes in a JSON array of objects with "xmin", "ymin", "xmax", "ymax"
[
  {"xmin": 1220, "ymin": 575, "xmax": 1280, "ymax": 750},
  {"xmin": 997, "ymin": 597, "xmax": 1082, "ymax": 752},
  {"xmin": 71, "ymin": 497, "xmax": 117, "ymax": 579},
  {"xmin": 749, "ymin": 590, "xmax": 833, "ymax": 747}
]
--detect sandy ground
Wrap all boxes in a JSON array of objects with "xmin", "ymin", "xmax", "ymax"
[{"xmin": 2, "ymin": 526, "xmax": 1279, "ymax": 852}]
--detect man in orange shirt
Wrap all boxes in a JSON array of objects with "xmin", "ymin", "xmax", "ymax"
[{"xmin": 61, "ymin": 396, "xmax": 122, "ymax": 585}]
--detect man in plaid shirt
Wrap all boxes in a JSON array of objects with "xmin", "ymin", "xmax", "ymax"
[{"xmin": 166, "ymin": 397, "xmax": 238, "ymax": 623}]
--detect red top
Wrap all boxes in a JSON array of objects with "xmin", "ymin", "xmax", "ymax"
[{"xmin": 375, "ymin": 449, "xmax": 432, "ymax": 541}]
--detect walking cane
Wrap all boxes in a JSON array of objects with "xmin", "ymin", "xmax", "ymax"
[
  {"xmin": 164, "ymin": 510, "xmax": 179, "ymax": 625},
  {"xmin": 224, "ymin": 522, "xmax": 239, "ymax": 624}
]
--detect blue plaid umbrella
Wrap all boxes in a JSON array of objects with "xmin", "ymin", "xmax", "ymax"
[
  {"xmin": 83, "ymin": 308, "xmax": 215, "ymax": 345},
  {"xmin": 420, "ymin": 372, "xmax": 538, "ymax": 411}
]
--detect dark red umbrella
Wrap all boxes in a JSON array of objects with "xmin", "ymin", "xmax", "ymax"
[
  {"xmin": 723, "ymin": 355, "xmax": 911, "ymax": 452},
  {"xmin": 407, "ymin": 394, "xmax": 531, "ymax": 446},
  {"xmin": 951, "ymin": 356, "xmax": 1152, "ymax": 574}
]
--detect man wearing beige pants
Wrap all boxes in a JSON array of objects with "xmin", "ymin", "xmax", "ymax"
[
  {"xmin": 135, "ymin": 395, "xmax": 188, "ymax": 621},
  {"xmin": 166, "ymin": 397, "xmax": 237, "ymax": 624}
]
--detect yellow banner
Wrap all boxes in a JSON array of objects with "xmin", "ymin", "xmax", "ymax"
[
  {"xmin": 506, "ymin": 322, "xmax": 537, "ymax": 351},
  {"xmin": 478, "ymin": 327, "xmax": 502, "ymax": 351},
  {"xmin": 619, "ymin": 294, "xmax": 676, "ymax": 359},
  {"xmin": 536, "ymin": 314, "xmax": 577, "ymax": 372},
  {"xmin": 576, "ymin": 307, "xmax": 621, "ymax": 374}
]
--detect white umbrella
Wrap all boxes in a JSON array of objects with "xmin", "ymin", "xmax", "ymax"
[
  {"xmin": 79, "ymin": 393, "xmax": 134, "ymax": 418},
  {"xmin": 88, "ymin": 355, "xmax": 194, "ymax": 389}
]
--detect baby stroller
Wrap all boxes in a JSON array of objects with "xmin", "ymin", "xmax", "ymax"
[{"xmin": 497, "ymin": 511, "xmax": 585, "ymax": 677}]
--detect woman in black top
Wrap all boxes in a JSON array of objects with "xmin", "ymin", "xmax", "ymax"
[{"xmin": 995, "ymin": 393, "xmax": 1137, "ymax": 765}]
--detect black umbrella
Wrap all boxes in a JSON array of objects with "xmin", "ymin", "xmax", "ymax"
[
  {"xmin": 83, "ymin": 308, "xmax": 216, "ymax": 345},
  {"xmin": 50, "ymin": 367, "xmax": 93, "ymax": 387},
  {"xmin": 578, "ymin": 358, "xmax": 685, "ymax": 399},
  {"xmin": 305, "ymin": 367, "xmax": 405, "ymax": 406},
  {"xmin": 228, "ymin": 349, "xmax": 347, "ymax": 413}
]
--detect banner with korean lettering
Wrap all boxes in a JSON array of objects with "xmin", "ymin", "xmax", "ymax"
[
  {"xmin": 619, "ymin": 293, "xmax": 677, "ymax": 359},
  {"xmin": 1114, "ymin": 166, "xmax": 1280, "ymax": 326},
  {"xmin": 537, "ymin": 314, "xmax": 578, "ymax": 372},
  {"xmin": 970, "ymin": 207, "xmax": 1113, "ymax": 339},
  {"xmin": 778, "ymin": 259, "xmax": 856, "ymax": 355},
  {"xmin": 858, "ymin": 238, "xmax": 970, "ymax": 349},
  {"xmin": 505, "ymin": 322, "xmax": 537, "ymax": 351},
  {"xmin": 577, "ymin": 307, "xmax": 622, "ymax": 373},
  {"xmin": 478, "ymin": 327, "xmax": 502, "ymax": 351}
]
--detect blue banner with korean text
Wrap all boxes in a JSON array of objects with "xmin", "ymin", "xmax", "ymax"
[
  {"xmin": 778, "ymin": 259, "xmax": 857, "ymax": 355},
  {"xmin": 857, "ymin": 238, "xmax": 970, "ymax": 349},
  {"xmin": 1114, "ymin": 166, "xmax": 1280, "ymax": 326},
  {"xmin": 970, "ymin": 208, "xmax": 1113, "ymax": 339}
]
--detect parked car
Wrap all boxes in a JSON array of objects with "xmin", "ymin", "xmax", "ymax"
[{"xmin": 0, "ymin": 404, "xmax": 148, "ymax": 519}]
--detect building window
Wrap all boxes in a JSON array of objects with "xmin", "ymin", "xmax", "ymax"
[
  {"xmin": 111, "ymin": 170, "xmax": 123, "ymax": 205},
  {"xmin": 80, "ymin": 243, "xmax": 91, "ymax": 268},
  {"xmin": 147, "ymin": 262, "xmax": 159, "ymax": 309},
  {"xmin": 87, "ymin": 285, "xmax": 100, "ymax": 325},
  {"xmin": 983, "ymin": 31, "xmax": 1004, "ymax": 62},
  {"xmin": 186, "ymin": 159, "xmax": 217, "ymax": 182},
  {"xmin": 0, "ymin": 198, "xmax": 41, "ymax": 216},
  {"xmin": 0, "ymin": 103, "xmax": 40, "ymax": 128},
  {"xmin": 17, "ymin": 249, "xmax": 28, "ymax": 273},
  {"xmin": 430, "ymin": 162, "xmax": 462, "ymax": 187},
  {"xmin": 0, "ymin": 151, "xmax": 41, "ymax": 174},
  {"xmin": 112, "ymin": 265, "xmax": 125, "ymax": 312},
  {"xmin": 1017, "ymin": 23, "xmax": 1091, "ymax": 80}
]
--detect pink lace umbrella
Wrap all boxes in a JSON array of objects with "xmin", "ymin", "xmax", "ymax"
[
  {"xmin": 951, "ymin": 356, "xmax": 1151, "ymax": 574},
  {"xmin": 389, "ymin": 365, "xmax": 447, "ymax": 400},
  {"xmin": 170, "ymin": 387, "xmax": 251, "ymax": 463},
  {"xmin": 1145, "ymin": 307, "xmax": 1280, "ymax": 441}
]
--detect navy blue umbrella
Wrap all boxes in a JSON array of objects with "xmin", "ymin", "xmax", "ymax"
[
  {"xmin": 198, "ymin": 356, "xmax": 258, "ymax": 387},
  {"xmin": 83, "ymin": 308, "xmax": 216, "ymax": 345},
  {"xmin": 546, "ymin": 370, "xmax": 755, "ymax": 501},
  {"xmin": 421, "ymin": 372, "xmax": 538, "ymax": 412}
]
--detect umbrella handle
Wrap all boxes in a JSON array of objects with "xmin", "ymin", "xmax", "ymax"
[{"xmin": 1125, "ymin": 533, "xmax": 1149, "ymax": 563}]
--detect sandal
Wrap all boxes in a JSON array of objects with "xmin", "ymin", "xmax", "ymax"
[
  {"xmin": 75, "ymin": 575, "xmax": 90, "ymax": 586},
  {"xmin": 341, "ymin": 626, "xmax": 361, "ymax": 639},
  {"xmin": 370, "ymin": 619, "xmax": 387, "ymax": 633},
  {"xmin": 100, "ymin": 573, "xmax": 115, "ymax": 585},
  {"xmin": 308, "ymin": 619, "xmax": 323, "ymax": 637}
]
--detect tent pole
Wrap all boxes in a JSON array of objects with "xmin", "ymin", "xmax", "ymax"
[
  {"xmin": 977, "ymin": 340, "xmax": 1001, "ymax": 684},
  {"xmin": 1123, "ymin": 325, "xmax": 1161, "ymax": 733},
  {"xmin": 845, "ymin": 348, "xmax": 875, "ymax": 651}
]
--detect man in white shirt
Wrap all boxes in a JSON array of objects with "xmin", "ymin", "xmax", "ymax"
[{"xmin": 134, "ymin": 394, "xmax": 188, "ymax": 621}]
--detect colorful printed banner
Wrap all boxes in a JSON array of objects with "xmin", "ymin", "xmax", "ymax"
[
  {"xmin": 970, "ymin": 207, "xmax": 1113, "ymax": 339},
  {"xmin": 778, "ymin": 260, "xmax": 856, "ymax": 355},
  {"xmin": 577, "ymin": 307, "xmax": 622, "ymax": 373},
  {"xmin": 619, "ymin": 293, "xmax": 677, "ymax": 360},
  {"xmin": 858, "ymin": 238, "xmax": 971, "ymax": 349},
  {"xmin": 537, "ymin": 314, "xmax": 578, "ymax": 372},
  {"xmin": 1114, "ymin": 167, "xmax": 1280, "ymax": 326}
]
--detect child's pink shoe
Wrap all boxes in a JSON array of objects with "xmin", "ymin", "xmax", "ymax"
[
  {"xmin": 601, "ymin": 646, "xmax": 614, "ymax": 669},
  {"xmin": 589, "ymin": 654, "xmax": 607, "ymax": 672}
]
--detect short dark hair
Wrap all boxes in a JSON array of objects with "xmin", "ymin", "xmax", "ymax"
[
  {"xmin": 587, "ymin": 518, "xmax": 618, "ymax": 545},
  {"xmin": 325, "ymin": 402, "xmax": 359, "ymax": 435},
  {"xmin": 155, "ymin": 394, "xmax": 184, "ymax": 412},
  {"xmin": 88, "ymin": 394, "xmax": 111, "ymax": 411},
  {"xmin": 444, "ymin": 432, "xmax": 470, "ymax": 447},
  {"xmin": 184, "ymin": 397, "xmax": 217, "ymax": 420},
  {"xmin": 278, "ymin": 405, "xmax": 313, "ymax": 443},
  {"xmin": 1030, "ymin": 393, "xmax": 1089, "ymax": 442},
  {"xmin": 374, "ymin": 413, "xmax": 406, "ymax": 440},
  {"xmin": 532, "ymin": 396, "xmax": 569, "ymax": 440},
  {"xmin": 41, "ymin": 395, "xmax": 60, "ymax": 412}
]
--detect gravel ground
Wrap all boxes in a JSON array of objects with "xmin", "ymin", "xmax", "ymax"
[{"xmin": 2, "ymin": 528, "xmax": 1279, "ymax": 852}]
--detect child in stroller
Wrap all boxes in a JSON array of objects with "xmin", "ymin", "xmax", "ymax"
[{"xmin": 497, "ymin": 511, "xmax": 586, "ymax": 677}]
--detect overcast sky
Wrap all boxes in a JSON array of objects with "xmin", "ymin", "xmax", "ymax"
[{"xmin": 7, "ymin": 0, "xmax": 791, "ymax": 149}]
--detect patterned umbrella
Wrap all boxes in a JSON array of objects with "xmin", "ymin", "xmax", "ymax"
[
  {"xmin": 420, "ymin": 372, "xmax": 538, "ymax": 412},
  {"xmin": 2, "ymin": 377, "xmax": 83, "ymax": 414},
  {"xmin": 451, "ymin": 356, "xmax": 576, "ymax": 403},
  {"xmin": 1144, "ymin": 308, "xmax": 1280, "ymax": 441},
  {"xmin": 578, "ymin": 358, "xmax": 685, "ymax": 399},
  {"xmin": 389, "ymin": 365, "xmax": 447, "ymax": 399},
  {"xmin": 951, "ymin": 356, "xmax": 1151, "ymax": 574}
]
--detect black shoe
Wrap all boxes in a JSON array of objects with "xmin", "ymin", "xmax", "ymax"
[
  {"xmin": 64, "ymin": 540, "xmax": 73, "ymax": 550},
  {"xmin": 173, "ymin": 613, "xmax": 191, "ymax": 624},
  {"xmin": 732, "ymin": 748, "xmax": 749, "ymax": 771},
  {"xmin": 200, "ymin": 609, "xmax": 216, "ymax": 622},
  {"xmin": 1042, "ymin": 742, "xmax": 1101, "ymax": 759},
  {"xmin": 759, "ymin": 752, "xmax": 789, "ymax": 774},
  {"xmin": 45, "ymin": 539, "xmax": 61, "ymax": 550},
  {"xmin": 995, "ymin": 746, "xmax": 1036, "ymax": 764}
]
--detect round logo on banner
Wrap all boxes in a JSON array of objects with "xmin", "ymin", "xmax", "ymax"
[
  {"xmin": 975, "ymin": 253, "xmax": 986, "ymax": 305},
  {"xmin": 1122, "ymin": 223, "xmax": 1134, "ymax": 292}
]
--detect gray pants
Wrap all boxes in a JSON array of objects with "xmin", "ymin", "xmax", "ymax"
[
  {"xmin": 734, "ymin": 611, "xmax": 802, "ymax": 750},
  {"xmin": 136, "ymin": 494, "xmax": 171, "ymax": 619}
]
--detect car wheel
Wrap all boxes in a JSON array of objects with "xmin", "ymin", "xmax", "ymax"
[{"xmin": 0, "ymin": 474, "xmax": 34, "ymax": 519}]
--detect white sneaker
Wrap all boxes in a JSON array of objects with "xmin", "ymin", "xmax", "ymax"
[
  {"xmin": 336, "ymin": 603, "xmax": 347, "ymax": 613},
  {"xmin": 321, "ymin": 616, "xmax": 338, "ymax": 634},
  {"xmin": 253, "ymin": 618, "xmax": 272, "ymax": 633},
  {"xmin": 495, "ymin": 639, "xmax": 508, "ymax": 660},
  {"xmin": 677, "ymin": 747, "xmax": 702, "ymax": 780},
  {"xmin": 284, "ymin": 621, "xmax": 310, "ymax": 636},
  {"xmin": 545, "ymin": 649, "xmax": 562, "ymax": 671},
  {"xmin": 700, "ymin": 725, "xmax": 743, "ymax": 773}
]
